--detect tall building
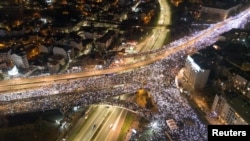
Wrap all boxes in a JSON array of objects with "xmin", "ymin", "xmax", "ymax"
[
  {"xmin": 233, "ymin": 73, "xmax": 250, "ymax": 97},
  {"xmin": 211, "ymin": 93, "xmax": 250, "ymax": 125},
  {"xmin": 184, "ymin": 55, "xmax": 210, "ymax": 90},
  {"xmin": 10, "ymin": 47, "xmax": 29, "ymax": 69},
  {"xmin": 52, "ymin": 46, "xmax": 68, "ymax": 59}
]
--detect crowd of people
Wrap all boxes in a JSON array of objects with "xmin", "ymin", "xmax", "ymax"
[
  {"xmin": 0, "ymin": 8, "xmax": 250, "ymax": 141},
  {"xmin": 0, "ymin": 49, "xmax": 208, "ymax": 140},
  {"xmin": 121, "ymin": 7, "xmax": 250, "ymax": 60},
  {"xmin": 0, "ymin": 47, "xmax": 198, "ymax": 139}
]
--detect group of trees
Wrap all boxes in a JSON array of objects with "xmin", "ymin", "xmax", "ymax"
[{"xmin": 135, "ymin": 89, "xmax": 154, "ymax": 109}]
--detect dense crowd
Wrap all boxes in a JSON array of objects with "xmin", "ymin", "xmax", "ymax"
[
  {"xmin": 0, "ymin": 8, "xmax": 250, "ymax": 141},
  {"xmin": 0, "ymin": 49, "xmax": 207, "ymax": 141},
  {"xmin": 121, "ymin": 8, "xmax": 250, "ymax": 59}
]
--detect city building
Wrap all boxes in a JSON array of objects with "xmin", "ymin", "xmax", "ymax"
[
  {"xmin": 81, "ymin": 39, "xmax": 93, "ymax": 55},
  {"xmin": 52, "ymin": 46, "xmax": 68, "ymax": 59},
  {"xmin": 69, "ymin": 37, "xmax": 84, "ymax": 50},
  {"xmin": 10, "ymin": 47, "xmax": 29, "ymax": 69},
  {"xmin": 49, "ymin": 55, "xmax": 66, "ymax": 66},
  {"xmin": 183, "ymin": 54, "xmax": 210, "ymax": 90},
  {"xmin": 189, "ymin": 28, "xmax": 250, "ymax": 125},
  {"xmin": 47, "ymin": 60, "xmax": 60, "ymax": 74},
  {"xmin": 211, "ymin": 93, "xmax": 250, "ymax": 125},
  {"xmin": 0, "ymin": 0, "xmax": 161, "ymax": 80},
  {"xmin": 95, "ymin": 30, "xmax": 117, "ymax": 50},
  {"xmin": 179, "ymin": 28, "xmax": 250, "ymax": 125},
  {"xmin": 231, "ymin": 68, "xmax": 250, "ymax": 99},
  {"xmin": 200, "ymin": 0, "xmax": 243, "ymax": 21}
]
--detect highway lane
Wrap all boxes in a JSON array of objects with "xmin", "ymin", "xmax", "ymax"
[
  {"xmin": 72, "ymin": 105, "xmax": 111, "ymax": 141},
  {"xmin": 135, "ymin": 0, "xmax": 171, "ymax": 53},
  {"xmin": 68, "ymin": 105, "xmax": 128, "ymax": 141},
  {"xmin": 0, "ymin": 0, "xmax": 171, "ymax": 92},
  {"xmin": 93, "ymin": 108, "xmax": 127, "ymax": 141},
  {"xmin": 0, "ymin": 5, "xmax": 249, "ymax": 94}
]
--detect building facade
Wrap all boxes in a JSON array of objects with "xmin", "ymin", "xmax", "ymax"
[
  {"xmin": 211, "ymin": 94, "xmax": 249, "ymax": 125},
  {"xmin": 184, "ymin": 55, "xmax": 210, "ymax": 90},
  {"xmin": 10, "ymin": 49, "xmax": 29, "ymax": 69}
]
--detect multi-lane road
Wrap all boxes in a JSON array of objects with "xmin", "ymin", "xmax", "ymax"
[
  {"xmin": 66, "ymin": 105, "xmax": 128, "ymax": 141},
  {"xmin": 0, "ymin": 1, "xmax": 249, "ymax": 98},
  {"xmin": 0, "ymin": 0, "xmax": 172, "ymax": 93},
  {"xmin": 0, "ymin": 2, "xmax": 249, "ymax": 141},
  {"xmin": 0, "ymin": 5, "xmax": 249, "ymax": 93}
]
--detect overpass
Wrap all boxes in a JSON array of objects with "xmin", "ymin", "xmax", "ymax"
[
  {"xmin": 0, "ymin": 84, "xmax": 152, "ymax": 117},
  {"xmin": 0, "ymin": 3, "xmax": 250, "ymax": 116},
  {"xmin": 0, "ymin": 7, "xmax": 249, "ymax": 93}
]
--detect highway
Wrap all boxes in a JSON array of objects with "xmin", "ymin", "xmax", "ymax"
[
  {"xmin": 0, "ymin": 0, "xmax": 171, "ymax": 93},
  {"xmin": 93, "ymin": 107, "xmax": 127, "ymax": 141},
  {"xmin": 0, "ymin": 2, "xmax": 249, "ymax": 94},
  {"xmin": 67, "ymin": 105, "xmax": 128, "ymax": 141},
  {"xmin": 136, "ymin": 0, "xmax": 171, "ymax": 52},
  {"xmin": 0, "ymin": 2, "xmax": 249, "ymax": 141}
]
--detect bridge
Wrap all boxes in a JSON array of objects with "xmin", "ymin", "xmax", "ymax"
[{"xmin": 0, "ymin": 2, "xmax": 250, "ymax": 117}]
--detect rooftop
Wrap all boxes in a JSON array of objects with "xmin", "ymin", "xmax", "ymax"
[
  {"xmin": 190, "ymin": 46, "xmax": 218, "ymax": 70},
  {"xmin": 223, "ymin": 89, "xmax": 250, "ymax": 124}
]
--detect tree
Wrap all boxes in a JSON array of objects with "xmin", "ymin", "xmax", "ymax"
[{"xmin": 0, "ymin": 73, "xmax": 4, "ymax": 80}]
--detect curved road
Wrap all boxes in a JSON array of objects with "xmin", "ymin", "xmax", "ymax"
[{"xmin": 0, "ymin": 3, "xmax": 249, "ymax": 93}]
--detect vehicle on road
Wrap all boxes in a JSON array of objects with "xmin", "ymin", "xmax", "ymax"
[{"xmin": 109, "ymin": 124, "xmax": 113, "ymax": 129}]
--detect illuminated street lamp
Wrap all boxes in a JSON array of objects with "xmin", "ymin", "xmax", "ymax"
[
  {"xmin": 8, "ymin": 65, "xmax": 19, "ymax": 76},
  {"xmin": 152, "ymin": 122, "xmax": 157, "ymax": 128},
  {"xmin": 132, "ymin": 128, "xmax": 137, "ymax": 134}
]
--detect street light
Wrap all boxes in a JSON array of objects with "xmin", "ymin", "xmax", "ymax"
[
  {"xmin": 132, "ymin": 128, "xmax": 137, "ymax": 134},
  {"xmin": 152, "ymin": 122, "xmax": 157, "ymax": 128}
]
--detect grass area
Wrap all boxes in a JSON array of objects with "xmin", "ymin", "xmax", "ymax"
[
  {"xmin": 117, "ymin": 112, "xmax": 135, "ymax": 141},
  {"xmin": 135, "ymin": 89, "xmax": 158, "ymax": 112},
  {"xmin": 136, "ymin": 89, "xmax": 148, "ymax": 107}
]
